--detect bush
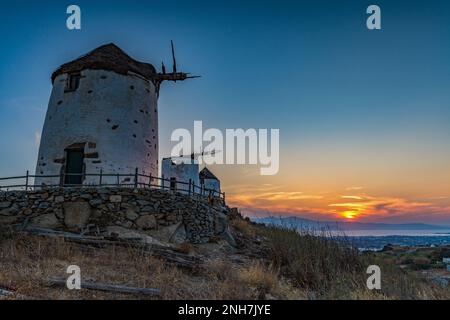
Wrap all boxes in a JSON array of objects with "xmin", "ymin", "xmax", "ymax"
[
  {"xmin": 240, "ymin": 262, "xmax": 278, "ymax": 295},
  {"xmin": 230, "ymin": 218, "xmax": 256, "ymax": 238},
  {"xmin": 411, "ymin": 257, "xmax": 432, "ymax": 270},
  {"xmin": 263, "ymin": 226, "xmax": 362, "ymax": 292}
]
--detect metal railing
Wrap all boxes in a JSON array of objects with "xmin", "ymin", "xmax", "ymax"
[{"xmin": 0, "ymin": 168, "xmax": 225, "ymax": 201}]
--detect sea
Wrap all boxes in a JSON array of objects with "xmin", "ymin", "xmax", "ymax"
[{"xmin": 330, "ymin": 229, "xmax": 450, "ymax": 251}]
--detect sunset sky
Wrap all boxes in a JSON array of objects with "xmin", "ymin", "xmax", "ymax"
[{"xmin": 0, "ymin": 0, "xmax": 449, "ymax": 224}]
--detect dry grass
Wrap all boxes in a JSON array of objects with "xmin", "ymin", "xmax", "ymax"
[
  {"xmin": 240, "ymin": 262, "xmax": 278, "ymax": 291},
  {"xmin": 0, "ymin": 233, "xmax": 190, "ymax": 299},
  {"xmin": 262, "ymin": 226, "xmax": 362, "ymax": 292},
  {"xmin": 230, "ymin": 218, "xmax": 256, "ymax": 238},
  {"xmin": 205, "ymin": 259, "xmax": 300, "ymax": 299},
  {"xmin": 1, "ymin": 221, "xmax": 449, "ymax": 300},
  {"xmin": 358, "ymin": 254, "xmax": 450, "ymax": 300},
  {"xmin": 0, "ymin": 231, "xmax": 298, "ymax": 300},
  {"xmin": 239, "ymin": 220, "xmax": 450, "ymax": 300}
]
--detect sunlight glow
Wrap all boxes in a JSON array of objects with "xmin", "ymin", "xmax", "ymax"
[{"xmin": 342, "ymin": 211, "xmax": 358, "ymax": 219}]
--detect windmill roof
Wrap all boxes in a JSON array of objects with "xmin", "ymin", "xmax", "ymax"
[
  {"xmin": 51, "ymin": 43, "xmax": 157, "ymax": 83},
  {"xmin": 199, "ymin": 167, "xmax": 219, "ymax": 180}
]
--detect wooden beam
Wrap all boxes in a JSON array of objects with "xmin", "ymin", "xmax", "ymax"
[
  {"xmin": 47, "ymin": 278, "xmax": 161, "ymax": 296},
  {"xmin": 0, "ymin": 288, "xmax": 30, "ymax": 300}
]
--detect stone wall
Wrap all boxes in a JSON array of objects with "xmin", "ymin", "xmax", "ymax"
[{"xmin": 0, "ymin": 188, "xmax": 231, "ymax": 244}]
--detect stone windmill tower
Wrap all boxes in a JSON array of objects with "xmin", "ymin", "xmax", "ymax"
[{"xmin": 35, "ymin": 43, "xmax": 196, "ymax": 187}]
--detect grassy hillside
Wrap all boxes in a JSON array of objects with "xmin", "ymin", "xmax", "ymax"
[{"xmin": 0, "ymin": 215, "xmax": 449, "ymax": 300}]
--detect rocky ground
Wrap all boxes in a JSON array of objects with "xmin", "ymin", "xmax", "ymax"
[
  {"xmin": 1, "ymin": 212, "xmax": 449, "ymax": 300},
  {"xmin": 0, "ymin": 214, "xmax": 302, "ymax": 300}
]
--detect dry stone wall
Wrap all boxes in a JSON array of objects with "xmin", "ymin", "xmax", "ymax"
[{"xmin": 0, "ymin": 188, "xmax": 231, "ymax": 244}]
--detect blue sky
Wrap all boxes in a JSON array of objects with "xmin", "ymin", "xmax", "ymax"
[{"xmin": 1, "ymin": 0, "xmax": 449, "ymax": 222}]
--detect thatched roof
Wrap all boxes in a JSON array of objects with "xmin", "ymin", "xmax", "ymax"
[
  {"xmin": 51, "ymin": 43, "xmax": 157, "ymax": 83},
  {"xmin": 200, "ymin": 167, "xmax": 219, "ymax": 180}
]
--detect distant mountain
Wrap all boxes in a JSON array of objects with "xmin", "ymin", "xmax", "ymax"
[{"xmin": 252, "ymin": 216, "xmax": 450, "ymax": 231}]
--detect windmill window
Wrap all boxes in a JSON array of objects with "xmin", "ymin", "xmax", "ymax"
[{"xmin": 65, "ymin": 73, "xmax": 81, "ymax": 92}]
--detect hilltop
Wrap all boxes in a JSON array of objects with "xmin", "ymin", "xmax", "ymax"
[
  {"xmin": 254, "ymin": 216, "xmax": 450, "ymax": 231},
  {"xmin": 1, "ymin": 209, "xmax": 449, "ymax": 300}
]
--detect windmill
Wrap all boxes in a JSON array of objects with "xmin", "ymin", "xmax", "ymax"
[{"xmin": 154, "ymin": 41, "xmax": 200, "ymax": 95}]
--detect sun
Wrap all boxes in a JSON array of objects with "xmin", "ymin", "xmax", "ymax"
[{"xmin": 342, "ymin": 210, "xmax": 358, "ymax": 220}]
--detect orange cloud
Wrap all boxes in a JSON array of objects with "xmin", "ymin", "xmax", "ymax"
[
  {"xmin": 226, "ymin": 187, "xmax": 450, "ymax": 224},
  {"xmin": 341, "ymin": 195, "xmax": 364, "ymax": 200}
]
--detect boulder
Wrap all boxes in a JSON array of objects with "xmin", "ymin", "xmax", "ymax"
[
  {"xmin": 22, "ymin": 208, "xmax": 33, "ymax": 216},
  {"xmin": 89, "ymin": 198, "xmax": 103, "ymax": 207},
  {"xmin": 115, "ymin": 220, "xmax": 133, "ymax": 228},
  {"xmin": 126, "ymin": 209, "xmax": 139, "ymax": 221},
  {"xmin": 0, "ymin": 215, "xmax": 21, "ymax": 225},
  {"xmin": 0, "ymin": 206, "xmax": 19, "ymax": 216},
  {"xmin": 136, "ymin": 215, "xmax": 157, "ymax": 230},
  {"xmin": 221, "ymin": 228, "xmax": 237, "ymax": 247},
  {"xmin": 136, "ymin": 200, "xmax": 151, "ymax": 206},
  {"xmin": 214, "ymin": 212, "xmax": 228, "ymax": 234},
  {"xmin": 0, "ymin": 201, "xmax": 11, "ymax": 209},
  {"xmin": 30, "ymin": 213, "xmax": 60, "ymax": 229},
  {"xmin": 54, "ymin": 196, "xmax": 65, "ymax": 203},
  {"xmin": 141, "ymin": 205, "xmax": 156, "ymax": 214},
  {"xmin": 80, "ymin": 193, "xmax": 93, "ymax": 200},
  {"xmin": 63, "ymin": 201, "xmax": 91, "ymax": 230},
  {"xmin": 38, "ymin": 202, "xmax": 50, "ymax": 209},
  {"xmin": 169, "ymin": 223, "xmax": 187, "ymax": 244},
  {"xmin": 105, "ymin": 226, "xmax": 169, "ymax": 247},
  {"xmin": 109, "ymin": 195, "xmax": 122, "ymax": 203},
  {"xmin": 146, "ymin": 222, "xmax": 183, "ymax": 243}
]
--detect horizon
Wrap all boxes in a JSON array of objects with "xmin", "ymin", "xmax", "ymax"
[
  {"xmin": 1, "ymin": 0, "xmax": 449, "ymax": 225},
  {"xmin": 253, "ymin": 215, "xmax": 450, "ymax": 228}
]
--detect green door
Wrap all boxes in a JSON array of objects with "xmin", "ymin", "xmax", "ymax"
[{"xmin": 65, "ymin": 149, "xmax": 84, "ymax": 185}]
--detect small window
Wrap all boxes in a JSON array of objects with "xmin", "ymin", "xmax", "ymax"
[{"xmin": 65, "ymin": 73, "xmax": 81, "ymax": 92}]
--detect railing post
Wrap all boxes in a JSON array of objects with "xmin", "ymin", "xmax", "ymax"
[
  {"xmin": 162, "ymin": 174, "xmax": 165, "ymax": 190},
  {"xmin": 60, "ymin": 171, "xmax": 64, "ymax": 188},
  {"xmin": 116, "ymin": 173, "xmax": 120, "ymax": 186},
  {"xmin": 223, "ymin": 192, "xmax": 226, "ymax": 203},
  {"xmin": 134, "ymin": 167, "xmax": 138, "ymax": 188},
  {"xmin": 25, "ymin": 170, "xmax": 29, "ymax": 191},
  {"xmin": 99, "ymin": 169, "xmax": 103, "ymax": 186},
  {"xmin": 188, "ymin": 179, "xmax": 192, "ymax": 196},
  {"xmin": 149, "ymin": 174, "xmax": 152, "ymax": 189}
]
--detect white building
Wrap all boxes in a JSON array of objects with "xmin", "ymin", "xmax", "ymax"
[
  {"xmin": 199, "ymin": 167, "xmax": 221, "ymax": 195},
  {"xmin": 35, "ymin": 43, "xmax": 192, "ymax": 187},
  {"xmin": 161, "ymin": 157, "xmax": 200, "ymax": 193},
  {"xmin": 161, "ymin": 159, "xmax": 221, "ymax": 196}
]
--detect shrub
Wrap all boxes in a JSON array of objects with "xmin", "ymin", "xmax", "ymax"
[
  {"xmin": 240, "ymin": 262, "xmax": 278, "ymax": 295},
  {"xmin": 230, "ymin": 218, "xmax": 256, "ymax": 238},
  {"xmin": 263, "ymin": 226, "xmax": 362, "ymax": 292}
]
